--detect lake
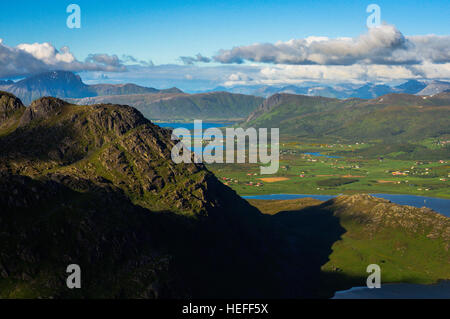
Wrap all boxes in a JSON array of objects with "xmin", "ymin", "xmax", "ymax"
[{"xmin": 242, "ymin": 193, "xmax": 450, "ymax": 217}]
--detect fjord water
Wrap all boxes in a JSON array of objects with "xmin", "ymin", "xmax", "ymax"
[
  {"xmin": 243, "ymin": 194, "xmax": 450, "ymax": 217},
  {"xmin": 333, "ymin": 281, "xmax": 450, "ymax": 299},
  {"xmin": 157, "ymin": 122, "xmax": 232, "ymax": 153}
]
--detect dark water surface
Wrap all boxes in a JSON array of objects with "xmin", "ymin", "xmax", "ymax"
[{"xmin": 333, "ymin": 281, "xmax": 450, "ymax": 299}]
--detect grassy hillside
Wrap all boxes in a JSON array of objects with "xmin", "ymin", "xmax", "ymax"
[
  {"xmin": 244, "ymin": 92, "xmax": 450, "ymax": 143},
  {"xmin": 248, "ymin": 195, "xmax": 450, "ymax": 296}
]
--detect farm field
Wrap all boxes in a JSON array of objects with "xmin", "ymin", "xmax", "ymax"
[{"xmin": 207, "ymin": 139, "xmax": 450, "ymax": 199}]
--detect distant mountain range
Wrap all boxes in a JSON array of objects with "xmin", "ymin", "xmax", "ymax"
[
  {"xmin": 209, "ymin": 80, "xmax": 450, "ymax": 99},
  {"xmin": 3, "ymin": 71, "xmax": 449, "ymax": 107},
  {"xmin": 0, "ymin": 71, "xmax": 183, "ymax": 104}
]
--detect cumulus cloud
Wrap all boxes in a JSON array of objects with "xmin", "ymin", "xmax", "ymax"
[
  {"xmin": 213, "ymin": 24, "xmax": 450, "ymax": 66},
  {"xmin": 0, "ymin": 40, "xmax": 127, "ymax": 78},
  {"xmin": 180, "ymin": 53, "xmax": 211, "ymax": 65},
  {"xmin": 252, "ymin": 64, "xmax": 419, "ymax": 85}
]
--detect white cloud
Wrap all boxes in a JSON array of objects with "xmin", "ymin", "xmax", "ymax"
[
  {"xmin": 17, "ymin": 42, "xmax": 76, "ymax": 64},
  {"xmin": 254, "ymin": 64, "xmax": 420, "ymax": 84},
  {"xmin": 0, "ymin": 40, "xmax": 127, "ymax": 78},
  {"xmin": 213, "ymin": 24, "xmax": 450, "ymax": 66}
]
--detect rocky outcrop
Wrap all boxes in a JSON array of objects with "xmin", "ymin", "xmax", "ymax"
[
  {"xmin": 0, "ymin": 91, "xmax": 25, "ymax": 129},
  {"xmin": 19, "ymin": 97, "xmax": 67, "ymax": 126},
  {"xmin": 245, "ymin": 93, "xmax": 284, "ymax": 122},
  {"xmin": 321, "ymin": 194, "xmax": 450, "ymax": 240}
]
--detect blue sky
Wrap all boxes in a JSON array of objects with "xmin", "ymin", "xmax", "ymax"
[
  {"xmin": 2, "ymin": 0, "xmax": 449, "ymax": 64},
  {"xmin": 1, "ymin": 0, "xmax": 450, "ymax": 90}
]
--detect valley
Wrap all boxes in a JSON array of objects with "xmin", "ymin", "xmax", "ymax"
[{"xmin": 207, "ymin": 139, "xmax": 450, "ymax": 199}]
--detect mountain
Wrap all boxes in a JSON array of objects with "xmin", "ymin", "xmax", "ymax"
[
  {"xmin": 69, "ymin": 91, "xmax": 264, "ymax": 121},
  {"xmin": 244, "ymin": 92, "xmax": 450, "ymax": 142},
  {"xmin": 0, "ymin": 91, "xmax": 25, "ymax": 133},
  {"xmin": 209, "ymin": 84, "xmax": 342, "ymax": 98},
  {"xmin": 0, "ymin": 91, "xmax": 327, "ymax": 298},
  {"xmin": 89, "ymin": 83, "xmax": 183, "ymax": 96},
  {"xmin": 0, "ymin": 71, "xmax": 183, "ymax": 104},
  {"xmin": 348, "ymin": 83, "xmax": 393, "ymax": 99},
  {"xmin": 0, "ymin": 71, "xmax": 94, "ymax": 104},
  {"xmin": 394, "ymin": 79, "xmax": 427, "ymax": 94},
  {"xmin": 417, "ymin": 80, "xmax": 450, "ymax": 96}
]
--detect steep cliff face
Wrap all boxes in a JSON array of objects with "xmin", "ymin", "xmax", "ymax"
[{"xmin": 0, "ymin": 94, "xmax": 322, "ymax": 298}]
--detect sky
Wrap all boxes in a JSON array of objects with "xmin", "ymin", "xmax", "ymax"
[{"xmin": 1, "ymin": 0, "xmax": 450, "ymax": 91}]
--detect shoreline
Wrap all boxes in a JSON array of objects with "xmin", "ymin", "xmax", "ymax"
[
  {"xmin": 242, "ymin": 193, "xmax": 450, "ymax": 216},
  {"xmin": 332, "ymin": 280, "xmax": 450, "ymax": 299}
]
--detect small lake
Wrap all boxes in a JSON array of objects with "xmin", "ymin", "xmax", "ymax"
[
  {"xmin": 242, "ymin": 194, "xmax": 450, "ymax": 217},
  {"xmin": 333, "ymin": 281, "xmax": 450, "ymax": 299}
]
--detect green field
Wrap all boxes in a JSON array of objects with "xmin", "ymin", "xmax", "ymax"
[{"xmin": 207, "ymin": 139, "xmax": 450, "ymax": 199}]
